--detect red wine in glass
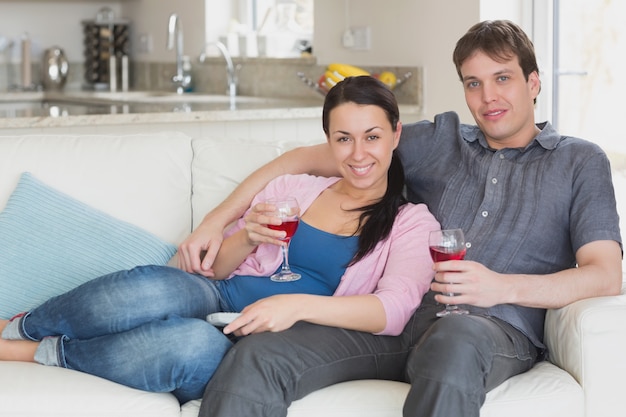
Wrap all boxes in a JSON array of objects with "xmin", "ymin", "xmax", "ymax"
[
  {"xmin": 429, "ymin": 246, "xmax": 466, "ymax": 262},
  {"xmin": 267, "ymin": 219, "xmax": 299, "ymax": 241},
  {"xmin": 428, "ymin": 229, "xmax": 469, "ymax": 317},
  {"xmin": 266, "ymin": 197, "xmax": 301, "ymax": 282}
]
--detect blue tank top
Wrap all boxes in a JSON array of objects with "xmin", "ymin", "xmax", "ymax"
[{"xmin": 219, "ymin": 220, "xmax": 359, "ymax": 312}]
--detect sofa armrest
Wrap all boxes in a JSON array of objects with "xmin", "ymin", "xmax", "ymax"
[{"xmin": 544, "ymin": 287, "xmax": 626, "ymax": 417}]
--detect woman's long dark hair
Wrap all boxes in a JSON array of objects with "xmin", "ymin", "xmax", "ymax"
[{"xmin": 322, "ymin": 75, "xmax": 407, "ymax": 265}]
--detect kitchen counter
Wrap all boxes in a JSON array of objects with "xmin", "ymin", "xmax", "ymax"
[
  {"xmin": 0, "ymin": 105, "xmax": 326, "ymax": 129},
  {"xmin": 0, "ymin": 90, "xmax": 422, "ymax": 130},
  {"xmin": 0, "ymin": 90, "xmax": 328, "ymax": 129}
]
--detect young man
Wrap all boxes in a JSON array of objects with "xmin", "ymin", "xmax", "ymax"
[{"xmin": 179, "ymin": 20, "xmax": 623, "ymax": 417}]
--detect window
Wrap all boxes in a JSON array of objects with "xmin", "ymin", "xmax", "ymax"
[
  {"xmin": 246, "ymin": 0, "xmax": 313, "ymax": 34},
  {"xmin": 208, "ymin": 0, "xmax": 313, "ymax": 58},
  {"xmin": 532, "ymin": 0, "xmax": 626, "ymax": 274}
]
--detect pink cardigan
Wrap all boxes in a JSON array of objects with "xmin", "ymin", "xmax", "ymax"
[{"xmin": 225, "ymin": 174, "xmax": 440, "ymax": 336}]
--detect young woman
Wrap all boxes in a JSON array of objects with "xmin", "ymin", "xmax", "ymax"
[{"xmin": 0, "ymin": 76, "xmax": 439, "ymax": 403}]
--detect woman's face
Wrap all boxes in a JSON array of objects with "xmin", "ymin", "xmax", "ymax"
[{"xmin": 326, "ymin": 102, "xmax": 401, "ymax": 195}]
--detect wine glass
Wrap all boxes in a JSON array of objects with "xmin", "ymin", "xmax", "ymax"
[
  {"xmin": 266, "ymin": 196, "xmax": 301, "ymax": 282},
  {"xmin": 428, "ymin": 229, "xmax": 469, "ymax": 317}
]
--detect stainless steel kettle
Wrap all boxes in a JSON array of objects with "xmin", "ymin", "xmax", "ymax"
[{"xmin": 42, "ymin": 47, "xmax": 69, "ymax": 91}]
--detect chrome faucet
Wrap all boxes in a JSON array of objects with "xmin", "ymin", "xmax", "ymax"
[
  {"xmin": 199, "ymin": 41, "xmax": 239, "ymax": 99},
  {"xmin": 167, "ymin": 13, "xmax": 191, "ymax": 94}
]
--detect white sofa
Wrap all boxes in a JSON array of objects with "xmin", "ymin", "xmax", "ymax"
[{"xmin": 0, "ymin": 131, "xmax": 624, "ymax": 417}]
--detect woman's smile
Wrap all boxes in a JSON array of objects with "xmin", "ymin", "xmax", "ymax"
[{"xmin": 349, "ymin": 163, "xmax": 375, "ymax": 176}]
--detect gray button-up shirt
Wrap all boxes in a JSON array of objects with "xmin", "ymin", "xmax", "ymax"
[{"xmin": 398, "ymin": 111, "xmax": 622, "ymax": 348}]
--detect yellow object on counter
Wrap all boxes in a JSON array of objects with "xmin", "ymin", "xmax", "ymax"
[
  {"xmin": 378, "ymin": 71, "xmax": 397, "ymax": 89},
  {"xmin": 319, "ymin": 64, "xmax": 400, "ymax": 91},
  {"xmin": 323, "ymin": 63, "xmax": 370, "ymax": 90}
]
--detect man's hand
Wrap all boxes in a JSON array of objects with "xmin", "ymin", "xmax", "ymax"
[
  {"xmin": 432, "ymin": 240, "xmax": 623, "ymax": 310},
  {"xmin": 431, "ymin": 260, "xmax": 508, "ymax": 308},
  {"xmin": 177, "ymin": 221, "xmax": 224, "ymax": 277}
]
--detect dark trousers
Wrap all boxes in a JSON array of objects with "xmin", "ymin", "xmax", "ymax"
[{"xmin": 200, "ymin": 294, "xmax": 538, "ymax": 417}]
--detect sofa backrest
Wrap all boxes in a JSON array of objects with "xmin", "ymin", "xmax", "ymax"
[
  {"xmin": 0, "ymin": 132, "xmax": 193, "ymax": 245},
  {"xmin": 0, "ymin": 132, "xmax": 326, "ymax": 246},
  {"xmin": 191, "ymin": 137, "xmax": 325, "ymax": 230}
]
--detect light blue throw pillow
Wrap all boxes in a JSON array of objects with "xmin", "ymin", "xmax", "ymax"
[{"xmin": 0, "ymin": 172, "xmax": 177, "ymax": 319}]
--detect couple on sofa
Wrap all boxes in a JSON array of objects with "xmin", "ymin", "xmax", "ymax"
[{"xmin": 1, "ymin": 20, "xmax": 622, "ymax": 417}]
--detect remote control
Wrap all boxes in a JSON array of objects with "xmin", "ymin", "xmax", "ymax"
[{"xmin": 206, "ymin": 312, "xmax": 241, "ymax": 327}]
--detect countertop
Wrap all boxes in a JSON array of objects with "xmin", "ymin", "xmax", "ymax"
[
  {"xmin": 0, "ymin": 90, "xmax": 422, "ymax": 129},
  {"xmin": 0, "ymin": 90, "xmax": 325, "ymax": 129}
]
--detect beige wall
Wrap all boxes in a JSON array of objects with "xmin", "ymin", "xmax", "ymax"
[
  {"xmin": 0, "ymin": 0, "xmax": 531, "ymax": 122},
  {"xmin": 121, "ymin": 0, "xmax": 206, "ymax": 62},
  {"xmin": 312, "ymin": 0, "xmax": 478, "ymax": 121},
  {"xmin": 0, "ymin": 1, "xmax": 123, "ymax": 62},
  {"xmin": 120, "ymin": 0, "xmax": 480, "ymax": 121}
]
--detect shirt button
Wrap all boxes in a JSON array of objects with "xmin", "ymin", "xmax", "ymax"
[
  {"xmin": 481, "ymin": 211, "xmax": 489, "ymax": 217},
  {"xmin": 499, "ymin": 154, "xmax": 505, "ymax": 159},
  {"xmin": 491, "ymin": 178, "xmax": 498, "ymax": 184}
]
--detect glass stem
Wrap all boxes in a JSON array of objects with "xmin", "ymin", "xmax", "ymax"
[
  {"xmin": 281, "ymin": 240, "xmax": 292, "ymax": 273},
  {"xmin": 445, "ymin": 292, "xmax": 457, "ymax": 311}
]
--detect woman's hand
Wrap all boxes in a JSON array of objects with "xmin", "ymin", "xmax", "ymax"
[
  {"xmin": 242, "ymin": 202, "xmax": 288, "ymax": 246},
  {"xmin": 224, "ymin": 293, "xmax": 387, "ymax": 336},
  {"xmin": 209, "ymin": 202, "xmax": 291, "ymax": 280},
  {"xmin": 223, "ymin": 294, "xmax": 301, "ymax": 336},
  {"xmin": 177, "ymin": 220, "xmax": 224, "ymax": 277}
]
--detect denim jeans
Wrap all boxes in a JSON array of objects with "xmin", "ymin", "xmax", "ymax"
[
  {"xmin": 10, "ymin": 265, "xmax": 234, "ymax": 403},
  {"xmin": 199, "ymin": 292, "xmax": 538, "ymax": 417}
]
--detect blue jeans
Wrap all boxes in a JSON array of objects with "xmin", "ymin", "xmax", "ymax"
[
  {"xmin": 199, "ymin": 291, "xmax": 538, "ymax": 417},
  {"xmin": 12, "ymin": 265, "xmax": 234, "ymax": 403}
]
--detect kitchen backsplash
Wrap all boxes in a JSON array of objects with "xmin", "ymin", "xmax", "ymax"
[{"xmin": 0, "ymin": 58, "xmax": 422, "ymax": 106}]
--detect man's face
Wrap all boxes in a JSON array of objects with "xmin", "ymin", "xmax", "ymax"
[{"xmin": 460, "ymin": 50, "xmax": 541, "ymax": 149}]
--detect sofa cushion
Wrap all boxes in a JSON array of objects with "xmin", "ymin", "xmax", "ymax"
[
  {"xmin": 180, "ymin": 361, "xmax": 582, "ymax": 417},
  {"xmin": 0, "ymin": 172, "xmax": 177, "ymax": 319},
  {"xmin": 0, "ymin": 132, "xmax": 194, "ymax": 246},
  {"xmin": 191, "ymin": 137, "xmax": 324, "ymax": 229},
  {"xmin": 0, "ymin": 362, "xmax": 181, "ymax": 417},
  {"xmin": 191, "ymin": 139, "xmax": 287, "ymax": 229},
  {"xmin": 286, "ymin": 362, "xmax": 582, "ymax": 417}
]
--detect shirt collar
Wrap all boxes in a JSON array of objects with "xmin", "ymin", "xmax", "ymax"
[{"xmin": 464, "ymin": 121, "xmax": 561, "ymax": 151}]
